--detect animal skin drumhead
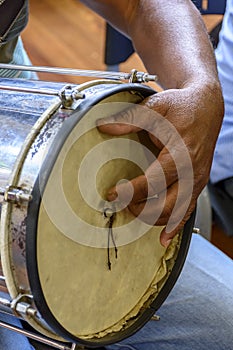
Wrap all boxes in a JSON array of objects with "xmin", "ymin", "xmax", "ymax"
[{"xmin": 36, "ymin": 91, "xmax": 178, "ymax": 339}]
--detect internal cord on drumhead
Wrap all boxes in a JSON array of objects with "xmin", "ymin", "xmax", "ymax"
[{"xmin": 103, "ymin": 208, "xmax": 117, "ymax": 270}]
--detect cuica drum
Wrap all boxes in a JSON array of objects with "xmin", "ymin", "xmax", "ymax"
[{"xmin": 0, "ymin": 77, "xmax": 194, "ymax": 347}]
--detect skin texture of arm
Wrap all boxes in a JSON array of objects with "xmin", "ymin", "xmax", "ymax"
[{"xmin": 81, "ymin": 0, "xmax": 224, "ymax": 246}]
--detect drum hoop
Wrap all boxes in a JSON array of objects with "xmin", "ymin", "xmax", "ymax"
[{"xmin": 26, "ymin": 82, "xmax": 193, "ymax": 346}]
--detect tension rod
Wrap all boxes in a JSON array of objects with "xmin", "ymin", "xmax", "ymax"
[
  {"xmin": 0, "ymin": 63, "xmax": 158, "ymax": 83},
  {"xmin": 0, "ymin": 320, "xmax": 77, "ymax": 350}
]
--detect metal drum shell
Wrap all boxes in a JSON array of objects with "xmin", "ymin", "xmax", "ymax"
[{"xmin": 0, "ymin": 78, "xmax": 195, "ymax": 347}]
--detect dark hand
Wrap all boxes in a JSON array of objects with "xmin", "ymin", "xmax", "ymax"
[{"xmin": 97, "ymin": 84, "xmax": 223, "ymax": 247}]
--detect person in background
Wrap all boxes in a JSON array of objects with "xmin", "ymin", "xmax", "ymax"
[
  {"xmin": 0, "ymin": 1, "xmax": 33, "ymax": 79},
  {"xmin": 209, "ymin": 0, "xmax": 233, "ymax": 237},
  {"xmin": 1, "ymin": 1, "xmax": 233, "ymax": 350}
]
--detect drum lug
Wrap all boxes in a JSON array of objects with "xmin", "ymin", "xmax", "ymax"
[
  {"xmin": 59, "ymin": 84, "xmax": 85, "ymax": 109},
  {"xmin": 151, "ymin": 314, "xmax": 160, "ymax": 321},
  {"xmin": 193, "ymin": 227, "xmax": 201, "ymax": 234},
  {"xmin": 129, "ymin": 69, "xmax": 158, "ymax": 83},
  {"xmin": 11, "ymin": 294, "xmax": 37, "ymax": 317},
  {"xmin": 2, "ymin": 186, "xmax": 32, "ymax": 204}
]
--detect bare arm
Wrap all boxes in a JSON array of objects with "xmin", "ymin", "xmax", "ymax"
[{"xmin": 81, "ymin": 0, "xmax": 220, "ymax": 89}]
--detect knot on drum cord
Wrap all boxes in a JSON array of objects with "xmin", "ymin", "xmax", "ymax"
[{"xmin": 103, "ymin": 207, "xmax": 117, "ymax": 271}]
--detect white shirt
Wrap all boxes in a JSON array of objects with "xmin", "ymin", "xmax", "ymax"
[{"xmin": 210, "ymin": 0, "xmax": 233, "ymax": 183}]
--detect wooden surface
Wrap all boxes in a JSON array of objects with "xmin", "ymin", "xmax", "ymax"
[{"xmin": 21, "ymin": 0, "xmax": 233, "ymax": 258}]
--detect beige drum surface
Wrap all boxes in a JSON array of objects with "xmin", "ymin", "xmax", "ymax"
[{"xmin": 37, "ymin": 91, "xmax": 178, "ymax": 339}]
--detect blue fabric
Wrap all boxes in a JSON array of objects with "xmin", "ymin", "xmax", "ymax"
[
  {"xmin": 193, "ymin": 0, "xmax": 226, "ymax": 14},
  {"xmin": 210, "ymin": 0, "xmax": 233, "ymax": 183},
  {"xmin": 0, "ymin": 313, "xmax": 34, "ymax": 350},
  {"xmin": 106, "ymin": 234, "xmax": 233, "ymax": 350},
  {"xmin": 1, "ymin": 236, "xmax": 233, "ymax": 349}
]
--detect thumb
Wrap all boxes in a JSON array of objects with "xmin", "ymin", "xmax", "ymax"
[
  {"xmin": 96, "ymin": 91, "xmax": 172, "ymax": 136},
  {"xmin": 96, "ymin": 104, "xmax": 142, "ymax": 135}
]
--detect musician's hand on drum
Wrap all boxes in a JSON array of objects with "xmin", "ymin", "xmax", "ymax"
[{"xmin": 97, "ymin": 83, "xmax": 224, "ymax": 247}]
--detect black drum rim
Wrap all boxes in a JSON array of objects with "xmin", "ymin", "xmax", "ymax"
[{"xmin": 26, "ymin": 82, "xmax": 194, "ymax": 347}]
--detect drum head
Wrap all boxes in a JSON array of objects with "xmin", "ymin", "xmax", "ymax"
[{"xmin": 26, "ymin": 83, "xmax": 193, "ymax": 346}]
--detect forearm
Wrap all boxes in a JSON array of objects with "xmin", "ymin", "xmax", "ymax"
[
  {"xmin": 81, "ymin": 0, "xmax": 220, "ymax": 90},
  {"xmin": 130, "ymin": 1, "xmax": 221, "ymax": 89}
]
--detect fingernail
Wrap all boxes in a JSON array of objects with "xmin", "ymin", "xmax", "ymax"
[
  {"xmin": 107, "ymin": 190, "xmax": 118, "ymax": 201},
  {"xmin": 163, "ymin": 239, "xmax": 172, "ymax": 248},
  {"xmin": 96, "ymin": 118, "xmax": 104, "ymax": 127},
  {"xmin": 96, "ymin": 117, "xmax": 114, "ymax": 127}
]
